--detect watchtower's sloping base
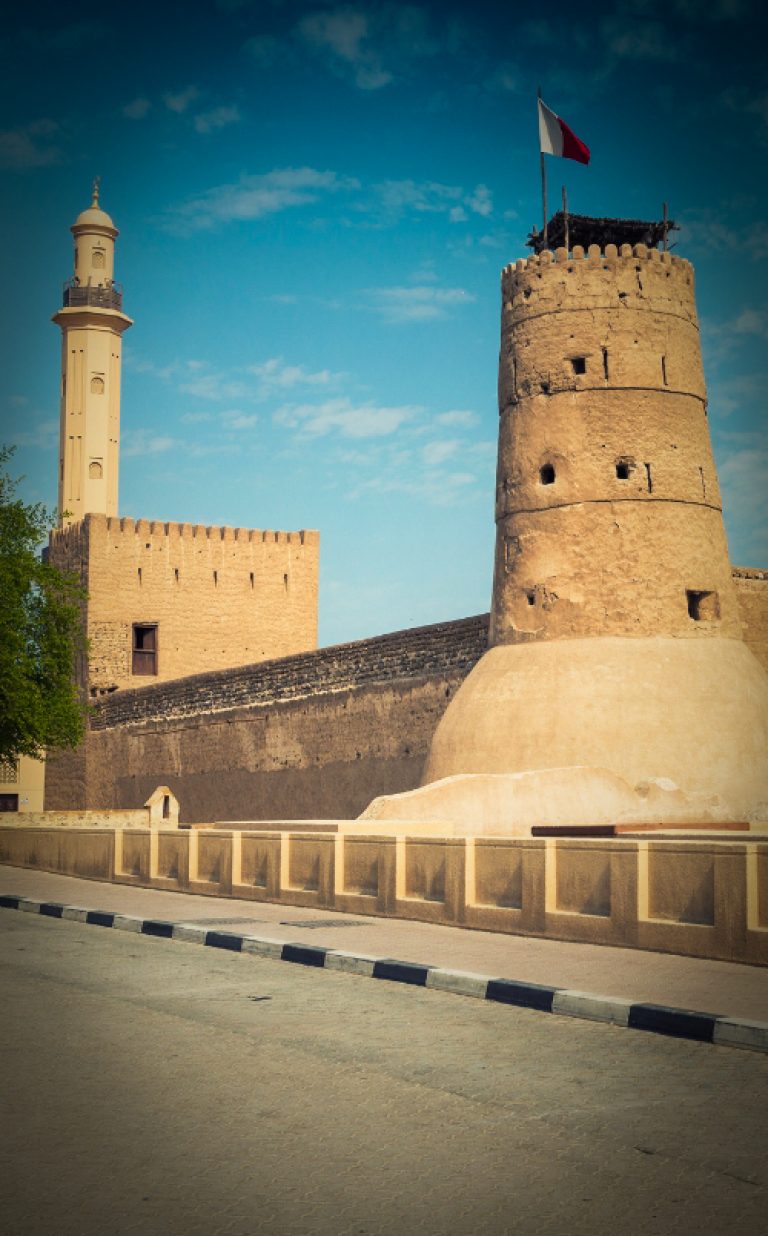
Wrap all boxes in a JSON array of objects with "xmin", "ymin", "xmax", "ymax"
[{"xmin": 413, "ymin": 636, "xmax": 768, "ymax": 830}]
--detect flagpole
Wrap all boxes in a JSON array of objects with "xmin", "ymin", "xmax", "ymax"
[
  {"xmin": 538, "ymin": 87, "xmax": 548, "ymax": 248},
  {"xmin": 562, "ymin": 185, "xmax": 569, "ymax": 254}
]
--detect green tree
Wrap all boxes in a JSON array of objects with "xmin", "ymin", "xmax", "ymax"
[{"xmin": 0, "ymin": 447, "xmax": 87, "ymax": 762}]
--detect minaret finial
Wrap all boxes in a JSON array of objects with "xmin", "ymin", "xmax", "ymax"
[{"xmin": 91, "ymin": 176, "xmax": 100, "ymax": 208}]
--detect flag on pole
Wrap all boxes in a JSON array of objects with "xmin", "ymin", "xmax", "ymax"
[{"xmin": 538, "ymin": 98, "xmax": 590, "ymax": 165}]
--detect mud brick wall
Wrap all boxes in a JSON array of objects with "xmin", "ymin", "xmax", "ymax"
[{"xmin": 46, "ymin": 616, "xmax": 490, "ymax": 822}]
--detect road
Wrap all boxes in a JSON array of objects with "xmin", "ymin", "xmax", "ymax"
[{"xmin": 1, "ymin": 910, "xmax": 766, "ymax": 1236}]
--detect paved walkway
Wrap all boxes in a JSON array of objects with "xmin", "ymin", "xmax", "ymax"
[{"xmin": 2, "ymin": 863, "xmax": 767, "ymax": 1025}]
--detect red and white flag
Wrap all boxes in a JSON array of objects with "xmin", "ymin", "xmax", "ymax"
[{"xmin": 538, "ymin": 98, "xmax": 590, "ymax": 165}]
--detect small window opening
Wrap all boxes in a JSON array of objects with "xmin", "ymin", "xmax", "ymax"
[
  {"xmin": 540, "ymin": 380, "xmax": 550, "ymax": 395},
  {"xmin": 132, "ymin": 623, "xmax": 158, "ymax": 675},
  {"xmin": 137, "ymin": 567, "xmax": 142, "ymax": 585},
  {"xmin": 249, "ymin": 572, "xmax": 255, "ymax": 589},
  {"xmin": 89, "ymin": 459, "xmax": 103, "ymax": 480},
  {"xmin": 661, "ymin": 355, "xmax": 668, "ymax": 386},
  {"xmin": 570, "ymin": 356, "xmax": 587, "ymax": 375},
  {"xmin": 699, "ymin": 466, "xmax": 706, "ymax": 498},
  {"xmin": 539, "ymin": 463, "xmax": 556, "ymax": 485},
  {"xmin": 213, "ymin": 570, "xmax": 218, "ymax": 587},
  {"xmin": 162, "ymin": 795, "xmax": 170, "ymax": 820},
  {"xmin": 525, "ymin": 590, "xmax": 536, "ymax": 606},
  {"xmin": 283, "ymin": 573, "xmax": 289, "ymax": 589},
  {"xmin": 616, "ymin": 460, "xmax": 631, "ymax": 480},
  {"xmin": 602, "ymin": 348, "xmax": 609, "ymax": 380},
  {"xmin": 174, "ymin": 568, "xmax": 179, "ymax": 583},
  {"xmin": 644, "ymin": 463, "xmax": 653, "ymax": 493},
  {"xmin": 686, "ymin": 590, "xmax": 720, "ymax": 622}
]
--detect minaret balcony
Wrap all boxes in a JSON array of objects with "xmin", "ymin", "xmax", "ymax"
[{"xmin": 62, "ymin": 279, "xmax": 123, "ymax": 310}]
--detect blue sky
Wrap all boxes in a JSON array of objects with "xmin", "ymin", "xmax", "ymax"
[{"xmin": 1, "ymin": 0, "xmax": 766, "ymax": 646}]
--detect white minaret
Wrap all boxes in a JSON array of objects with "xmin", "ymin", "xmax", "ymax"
[{"xmin": 53, "ymin": 181, "xmax": 132, "ymax": 525}]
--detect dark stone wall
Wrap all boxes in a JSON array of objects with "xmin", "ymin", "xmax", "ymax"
[{"xmin": 47, "ymin": 615, "xmax": 489, "ymax": 822}]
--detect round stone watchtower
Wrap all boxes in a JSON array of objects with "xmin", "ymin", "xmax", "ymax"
[
  {"xmin": 491, "ymin": 243, "xmax": 738, "ymax": 645},
  {"xmin": 422, "ymin": 238, "xmax": 768, "ymax": 825}
]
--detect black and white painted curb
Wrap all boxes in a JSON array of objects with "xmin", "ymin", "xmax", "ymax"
[{"xmin": 3, "ymin": 893, "xmax": 767, "ymax": 1054}]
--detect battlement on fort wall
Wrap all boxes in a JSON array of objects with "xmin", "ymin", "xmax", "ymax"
[
  {"xmin": 49, "ymin": 513, "xmax": 319, "ymax": 552},
  {"xmin": 501, "ymin": 244, "xmax": 697, "ymax": 324},
  {"xmin": 89, "ymin": 614, "xmax": 490, "ymax": 729}
]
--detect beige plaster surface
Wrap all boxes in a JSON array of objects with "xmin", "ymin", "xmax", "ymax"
[
  {"xmin": 361, "ymin": 766, "xmax": 735, "ymax": 835},
  {"xmin": 48, "ymin": 514, "xmax": 319, "ymax": 693},
  {"xmin": 423, "ymin": 637, "xmax": 768, "ymax": 824},
  {"xmin": 0, "ymin": 756, "xmax": 45, "ymax": 812}
]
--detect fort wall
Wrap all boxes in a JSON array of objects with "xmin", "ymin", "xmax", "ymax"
[
  {"xmin": 44, "ymin": 616, "xmax": 489, "ymax": 820},
  {"xmin": 48, "ymin": 513, "xmax": 319, "ymax": 693},
  {"xmin": 43, "ymin": 577, "xmax": 767, "ymax": 824}
]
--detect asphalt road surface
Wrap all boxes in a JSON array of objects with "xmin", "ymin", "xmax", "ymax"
[{"xmin": 1, "ymin": 910, "xmax": 766, "ymax": 1236}]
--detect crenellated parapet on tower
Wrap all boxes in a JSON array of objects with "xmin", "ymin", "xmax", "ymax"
[{"xmin": 421, "ymin": 233, "xmax": 768, "ymax": 827}]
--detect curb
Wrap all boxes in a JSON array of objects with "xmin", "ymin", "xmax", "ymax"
[{"xmin": 3, "ymin": 894, "xmax": 767, "ymax": 1054}]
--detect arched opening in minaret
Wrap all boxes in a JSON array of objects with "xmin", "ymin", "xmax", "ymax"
[{"xmin": 539, "ymin": 464, "xmax": 556, "ymax": 485}]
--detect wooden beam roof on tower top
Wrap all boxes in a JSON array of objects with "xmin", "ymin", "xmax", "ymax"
[{"xmin": 526, "ymin": 212, "xmax": 678, "ymax": 254}]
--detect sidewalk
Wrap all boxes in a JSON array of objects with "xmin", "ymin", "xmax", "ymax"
[{"xmin": 3, "ymin": 863, "xmax": 767, "ymax": 1028}]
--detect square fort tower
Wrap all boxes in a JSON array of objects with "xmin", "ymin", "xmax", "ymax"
[{"xmin": 47, "ymin": 189, "xmax": 319, "ymax": 697}]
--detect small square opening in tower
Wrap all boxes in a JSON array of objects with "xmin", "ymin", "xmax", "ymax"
[
  {"xmin": 132, "ymin": 623, "xmax": 158, "ymax": 675},
  {"xmin": 686, "ymin": 590, "xmax": 720, "ymax": 622},
  {"xmin": 570, "ymin": 356, "xmax": 587, "ymax": 374},
  {"xmin": 539, "ymin": 463, "xmax": 556, "ymax": 485},
  {"xmin": 616, "ymin": 460, "xmax": 631, "ymax": 480}
]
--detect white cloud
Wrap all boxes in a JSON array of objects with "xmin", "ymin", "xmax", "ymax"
[
  {"xmin": 221, "ymin": 410, "xmax": 259, "ymax": 429},
  {"xmin": 242, "ymin": 34, "xmax": 283, "ymax": 66},
  {"xmin": 708, "ymin": 372, "xmax": 768, "ymax": 420},
  {"xmin": 718, "ymin": 441, "xmax": 768, "ymax": 561},
  {"xmin": 423, "ymin": 440, "xmax": 460, "ymax": 467},
  {"xmin": 297, "ymin": 8, "xmax": 392, "ymax": 90},
  {"xmin": 0, "ymin": 119, "xmax": 61, "ymax": 170},
  {"xmin": 122, "ymin": 430, "xmax": 176, "ymax": 457},
  {"xmin": 179, "ymin": 372, "xmax": 251, "ymax": 401},
  {"xmin": 731, "ymin": 310, "xmax": 768, "ymax": 339},
  {"xmin": 193, "ymin": 105, "xmax": 241, "ymax": 135},
  {"xmin": 275, "ymin": 397, "xmax": 419, "ymax": 438},
  {"xmin": 679, "ymin": 211, "xmax": 768, "ymax": 260},
  {"xmin": 122, "ymin": 97, "xmax": 151, "ymax": 120},
  {"xmin": 466, "ymin": 185, "xmax": 493, "ymax": 217},
  {"xmin": 167, "ymin": 167, "xmax": 358, "ymax": 232},
  {"xmin": 435, "ymin": 410, "xmax": 477, "ymax": 427},
  {"xmin": 248, "ymin": 357, "xmax": 342, "ymax": 394},
  {"xmin": 163, "ymin": 86, "xmax": 200, "ymax": 114},
  {"xmin": 601, "ymin": 18, "xmax": 679, "ymax": 63},
  {"xmin": 123, "ymin": 354, "xmax": 179, "ymax": 381},
  {"xmin": 180, "ymin": 411, "xmax": 213, "ymax": 424},
  {"xmin": 370, "ymin": 284, "xmax": 475, "ymax": 322},
  {"xmin": 9, "ymin": 419, "xmax": 58, "ymax": 450},
  {"xmin": 371, "ymin": 178, "xmax": 494, "ymax": 222}
]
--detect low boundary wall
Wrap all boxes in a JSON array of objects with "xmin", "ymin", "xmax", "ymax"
[{"xmin": 1, "ymin": 826, "xmax": 766, "ymax": 966}]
